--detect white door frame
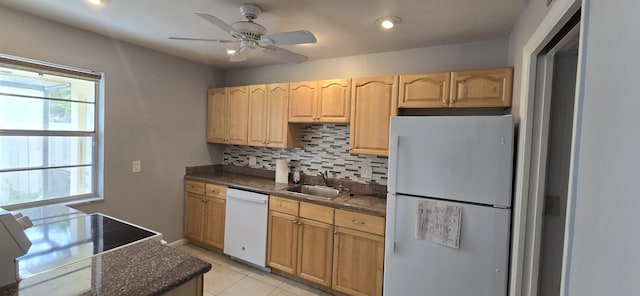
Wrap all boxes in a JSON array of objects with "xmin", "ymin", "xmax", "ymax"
[{"xmin": 509, "ymin": 1, "xmax": 583, "ymax": 295}]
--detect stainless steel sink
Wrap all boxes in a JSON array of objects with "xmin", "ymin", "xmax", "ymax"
[{"xmin": 286, "ymin": 185, "xmax": 350, "ymax": 199}]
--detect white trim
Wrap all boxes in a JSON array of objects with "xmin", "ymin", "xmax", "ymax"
[
  {"xmin": 560, "ymin": 5, "xmax": 588, "ymax": 295},
  {"xmin": 509, "ymin": 0, "xmax": 582, "ymax": 295},
  {"xmin": 166, "ymin": 238, "xmax": 190, "ymax": 248}
]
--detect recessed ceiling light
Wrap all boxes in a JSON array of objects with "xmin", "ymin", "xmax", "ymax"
[
  {"xmin": 376, "ymin": 16, "xmax": 401, "ymax": 30},
  {"xmin": 86, "ymin": 0, "xmax": 111, "ymax": 6}
]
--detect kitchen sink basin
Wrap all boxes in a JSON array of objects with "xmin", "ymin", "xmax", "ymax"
[{"xmin": 286, "ymin": 185, "xmax": 350, "ymax": 199}]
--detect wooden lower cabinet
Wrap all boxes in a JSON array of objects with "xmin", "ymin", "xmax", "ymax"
[
  {"xmin": 267, "ymin": 198, "xmax": 385, "ymax": 294},
  {"xmin": 297, "ymin": 218, "xmax": 334, "ymax": 287},
  {"xmin": 267, "ymin": 199, "xmax": 335, "ymax": 288},
  {"xmin": 184, "ymin": 192, "xmax": 205, "ymax": 240},
  {"xmin": 332, "ymin": 227, "xmax": 385, "ymax": 296},
  {"xmin": 202, "ymin": 197, "xmax": 225, "ymax": 249},
  {"xmin": 184, "ymin": 181, "xmax": 227, "ymax": 250},
  {"xmin": 267, "ymin": 211, "xmax": 299, "ymax": 274}
]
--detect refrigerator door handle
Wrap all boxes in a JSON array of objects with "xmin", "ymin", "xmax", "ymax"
[
  {"xmin": 388, "ymin": 135, "xmax": 400, "ymax": 194},
  {"xmin": 388, "ymin": 193, "xmax": 399, "ymax": 254}
]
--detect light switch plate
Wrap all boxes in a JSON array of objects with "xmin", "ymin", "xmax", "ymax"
[
  {"xmin": 132, "ymin": 160, "xmax": 141, "ymax": 173},
  {"xmin": 361, "ymin": 166, "xmax": 373, "ymax": 179}
]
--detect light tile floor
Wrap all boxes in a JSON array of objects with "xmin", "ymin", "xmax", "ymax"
[{"xmin": 178, "ymin": 244, "xmax": 332, "ymax": 296}]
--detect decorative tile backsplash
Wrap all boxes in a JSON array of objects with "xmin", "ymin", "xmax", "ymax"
[{"xmin": 223, "ymin": 124, "xmax": 388, "ymax": 185}]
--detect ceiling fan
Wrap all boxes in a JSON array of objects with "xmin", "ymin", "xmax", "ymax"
[{"xmin": 170, "ymin": 3, "xmax": 317, "ymax": 63}]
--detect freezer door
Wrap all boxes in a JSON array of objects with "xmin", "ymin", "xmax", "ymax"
[
  {"xmin": 389, "ymin": 115, "xmax": 514, "ymax": 207},
  {"xmin": 384, "ymin": 194, "xmax": 510, "ymax": 296}
]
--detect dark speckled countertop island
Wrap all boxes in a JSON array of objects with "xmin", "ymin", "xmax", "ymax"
[
  {"xmin": 186, "ymin": 165, "xmax": 387, "ymax": 216},
  {"xmin": 0, "ymin": 240, "xmax": 211, "ymax": 296}
]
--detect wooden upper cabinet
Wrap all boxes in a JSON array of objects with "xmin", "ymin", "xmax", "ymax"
[
  {"xmin": 317, "ymin": 79, "xmax": 351, "ymax": 123},
  {"xmin": 349, "ymin": 76, "xmax": 398, "ymax": 156},
  {"xmin": 398, "ymin": 72, "xmax": 451, "ymax": 108},
  {"xmin": 289, "ymin": 79, "xmax": 351, "ymax": 123},
  {"xmin": 207, "ymin": 88, "xmax": 227, "ymax": 143},
  {"xmin": 450, "ymin": 67, "xmax": 513, "ymax": 108},
  {"xmin": 248, "ymin": 83, "xmax": 300, "ymax": 148},
  {"xmin": 248, "ymin": 85, "xmax": 268, "ymax": 146},
  {"xmin": 226, "ymin": 86, "xmax": 249, "ymax": 145},
  {"xmin": 289, "ymin": 81, "xmax": 317, "ymax": 122},
  {"xmin": 266, "ymin": 83, "xmax": 300, "ymax": 148}
]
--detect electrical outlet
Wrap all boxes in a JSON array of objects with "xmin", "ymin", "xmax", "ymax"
[
  {"xmin": 361, "ymin": 166, "xmax": 373, "ymax": 179},
  {"xmin": 132, "ymin": 160, "xmax": 141, "ymax": 173},
  {"xmin": 249, "ymin": 156, "xmax": 257, "ymax": 166}
]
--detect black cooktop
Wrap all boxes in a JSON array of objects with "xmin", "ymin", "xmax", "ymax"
[{"xmin": 19, "ymin": 213, "xmax": 159, "ymax": 277}]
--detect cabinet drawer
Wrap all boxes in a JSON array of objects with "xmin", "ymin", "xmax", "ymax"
[
  {"xmin": 335, "ymin": 209, "xmax": 385, "ymax": 236},
  {"xmin": 299, "ymin": 202, "xmax": 334, "ymax": 224},
  {"xmin": 270, "ymin": 196, "xmax": 299, "ymax": 215},
  {"xmin": 206, "ymin": 183, "xmax": 227, "ymax": 199},
  {"xmin": 185, "ymin": 180, "xmax": 206, "ymax": 194}
]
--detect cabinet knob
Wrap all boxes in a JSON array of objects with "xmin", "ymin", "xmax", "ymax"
[
  {"xmin": 352, "ymin": 219, "xmax": 365, "ymax": 225},
  {"xmin": 334, "ymin": 230, "xmax": 338, "ymax": 235}
]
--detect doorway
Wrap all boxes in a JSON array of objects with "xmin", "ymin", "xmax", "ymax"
[
  {"xmin": 537, "ymin": 25, "xmax": 579, "ymax": 296},
  {"xmin": 521, "ymin": 11, "xmax": 581, "ymax": 296}
]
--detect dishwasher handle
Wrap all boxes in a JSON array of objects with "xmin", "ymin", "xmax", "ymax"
[{"xmin": 227, "ymin": 194, "xmax": 267, "ymax": 204}]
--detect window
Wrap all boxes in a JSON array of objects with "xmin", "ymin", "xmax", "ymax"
[{"xmin": 0, "ymin": 55, "xmax": 102, "ymax": 209}]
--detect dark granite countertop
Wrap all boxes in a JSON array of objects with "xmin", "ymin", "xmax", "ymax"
[
  {"xmin": 0, "ymin": 240, "xmax": 211, "ymax": 296},
  {"xmin": 185, "ymin": 165, "xmax": 387, "ymax": 217}
]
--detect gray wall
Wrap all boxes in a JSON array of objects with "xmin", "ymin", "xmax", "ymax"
[
  {"xmin": 0, "ymin": 5, "xmax": 225, "ymax": 242},
  {"xmin": 226, "ymin": 38, "xmax": 509, "ymax": 85},
  {"xmin": 507, "ymin": 0, "xmax": 550, "ymax": 122},
  {"xmin": 566, "ymin": 0, "xmax": 640, "ymax": 294}
]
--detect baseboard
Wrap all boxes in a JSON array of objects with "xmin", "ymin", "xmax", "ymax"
[{"xmin": 166, "ymin": 238, "xmax": 189, "ymax": 248}]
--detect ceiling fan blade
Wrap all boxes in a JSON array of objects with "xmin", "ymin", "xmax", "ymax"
[
  {"xmin": 262, "ymin": 46, "xmax": 308, "ymax": 63},
  {"xmin": 195, "ymin": 12, "xmax": 242, "ymax": 38},
  {"xmin": 229, "ymin": 47, "xmax": 252, "ymax": 62},
  {"xmin": 169, "ymin": 37, "xmax": 235, "ymax": 44},
  {"xmin": 260, "ymin": 30, "xmax": 317, "ymax": 45}
]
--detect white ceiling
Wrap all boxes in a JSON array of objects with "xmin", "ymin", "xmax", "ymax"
[{"xmin": 0, "ymin": 0, "xmax": 526, "ymax": 69}]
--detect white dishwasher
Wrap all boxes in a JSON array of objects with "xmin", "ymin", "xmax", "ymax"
[{"xmin": 224, "ymin": 188, "xmax": 269, "ymax": 268}]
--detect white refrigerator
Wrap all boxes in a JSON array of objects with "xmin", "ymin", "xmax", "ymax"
[{"xmin": 384, "ymin": 115, "xmax": 514, "ymax": 296}]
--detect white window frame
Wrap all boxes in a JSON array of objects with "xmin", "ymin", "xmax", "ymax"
[{"xmin": 0, "ymin": 53, "xmax": 103, "ymax": 210}]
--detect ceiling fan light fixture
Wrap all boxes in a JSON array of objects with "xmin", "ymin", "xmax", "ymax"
[
  {"xmin": 377, "ymin": 16, "xmax": 401, "ymax": 30},
  {"xmin": 226, "ymin": 48, "xmax": 237, "ymax": 55},
  {"xmin": 86, "ymin": 0, "xmax": 111, "ymax": 6}
]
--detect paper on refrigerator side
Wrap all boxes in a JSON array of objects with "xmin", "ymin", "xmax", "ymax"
[{"xmin": 416, "ymin": 200, "xmax": 462, "ymax": 248}]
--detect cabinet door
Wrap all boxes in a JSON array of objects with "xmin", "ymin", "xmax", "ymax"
[
  {"xmin": 203, "ymin": 197, "xmax": 226, "ymax": 249},
  {"xmin": 317, "ymin": 79, "xmax": 351, "ymax": 123},
  {"xmin": 267, "ymin": 211, "xmax": 299, "ymax": 274},
  {"xmin": 332, "ymin": 227, "xmax": 384, "ymax": 296},
  {"xmin": 226, "ymin": 86, "xmax": 249, "ymax": 145},
  {"xmin": 450, "ymin": 67, "xmax": 513, "ymax": 108},
  {"xmin": 248, "ymin": 85, "xmax": 268, "ymax": 146},
  {"xmin": 349, "ymin": 76, "xmax": 398, "ymax": 156},
  {"xmin": 266, "ymin": 83, "xmax": 292, "ymax": 148},
  {"xmin": 297, "ymin": 218, "xmax": 334, "ymax": 287},
  {"xmin": 398, "ymin": 72, "xmax": 450, "ymax": 108},
  {"xmin": 184, "ymin": 192, "xmax": 205, "ymax": 241},
  {"xmin": 289, "ymin": 81, "xmax": 318, "ymax": 122},
  {"xmin": 207, "ymin": 88, "xmax": 227, "ymax": 143}
]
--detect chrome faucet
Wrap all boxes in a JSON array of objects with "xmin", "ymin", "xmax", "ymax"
[{"xmin": 318, "ymin": 170, "xmax": 329, "ymax": 187}]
